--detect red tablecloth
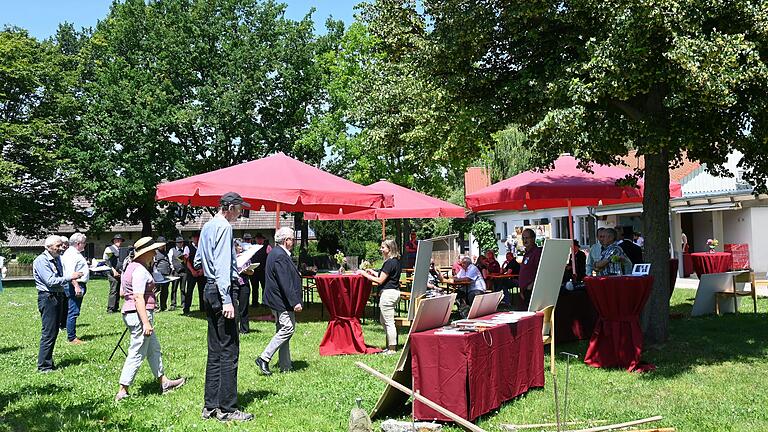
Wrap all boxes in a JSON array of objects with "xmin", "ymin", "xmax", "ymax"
[
  {"xmin": 555, "ymin": 290, "xmax": 597, "ymax": 343},
  {"xmin": 584, "ymin": 276, "xmax": 653, "ymax": 372},
  {"xmin": 315, "ymin": 275, "xmax": 380, "ymax": 356},
  {"xmin": 690, "ymin": 252, "xmax": 733, "ymax": 278},
  {"xmin": 410, "ymin": 313, "xmax": 544, "ymax": 421}
]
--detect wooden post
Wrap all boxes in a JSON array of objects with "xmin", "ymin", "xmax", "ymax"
[{"xmin": 275, "ymin": 203, "xmax": 281, "ymax": 229}]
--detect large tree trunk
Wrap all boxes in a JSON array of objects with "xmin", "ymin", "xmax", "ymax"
[{"xmin": 640, "ymin": 151, "xmax": 671, "ymax": 345}]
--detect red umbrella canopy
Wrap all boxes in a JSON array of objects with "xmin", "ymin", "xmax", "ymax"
[
  {"xmin": 304, "ymin": 180, "xmax": 467, "ymax": 220},
  {"xmin": 155, "ymin": 153, "xmax": 394, "ymax": 213},
  {"xmin": 465, "ymin": 155, "xmax": 683, "ymax": 212}
]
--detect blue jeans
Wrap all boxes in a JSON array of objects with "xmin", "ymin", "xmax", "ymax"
[{"xmin": 65, "ymin": 284, "xmax": 86, "ymax": 341}]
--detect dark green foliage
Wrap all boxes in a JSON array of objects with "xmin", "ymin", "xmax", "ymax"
[{"xmin": 470, "ymin": 218, "xmax": 497, "ymax": 254}]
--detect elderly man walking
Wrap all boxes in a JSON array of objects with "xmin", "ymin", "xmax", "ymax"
[
  {"xmin": 33, "ymin": 235, "xmax": 83, "ymax": 372},
  {"xmin": 195, "ymin": 192, "xmax": 253, "ymax": 422},
  {"xmin": 104, "ymin": 234, "xmax": 125, "ymax": 313},
  {"xmin": 61, "ymin": 233, "xmax": 90, "ymax": 344},
  {"xmin": 255, "ymin": 226, "xmax": 302, "ymax": 375}
]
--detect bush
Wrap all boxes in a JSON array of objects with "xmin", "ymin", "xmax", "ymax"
[
  {"xmin": 15, "ymin": 253, "xmax": 37, "ymax": 265},
  {"xmin": 364, "ymin": 241, "xmax": 380, "ymax": 261},
  {"xmin": 471, "ymin": 218, "xmax": 497, "ymax": 254}
]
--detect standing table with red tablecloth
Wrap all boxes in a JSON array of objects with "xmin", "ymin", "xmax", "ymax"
[
  {"xmin": 690, "ymin": 252, "xmax": 733, "ymax": 278},
  {"xmin": 410, "ymin": 313, "xmax": 544, "ymax": 421},
  {"xmin": 315, "ymin": 274, "xmax": 380, "ymax": 356},
  {"xmin": 584, "ymin": 276, "xmax": 653, "ymax": 372}
]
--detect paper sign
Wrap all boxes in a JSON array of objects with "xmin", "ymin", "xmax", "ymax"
[
  {"xmin": 237, "ymin": 245, "xmax": 262, "ymax": 268},
  {"xmin": 631, "ymin": 263, "xmax": 651, "ymax": 276}
]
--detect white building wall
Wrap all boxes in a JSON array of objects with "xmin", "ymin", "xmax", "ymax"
[{"xmin": 749, "ymin": 207, "xmax": 768, "ymax": 274}]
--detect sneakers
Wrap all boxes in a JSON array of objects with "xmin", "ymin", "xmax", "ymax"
[
  {"xmin": 161, "ymin": 377, "xmax": 186, "ymax": 394},
  {"xmin": 114, "ymin": 391, "xmax": 129, "ymax": 402},
  {"xmin": 202, "ymin": 407, "xmax": 219, "ymax": 419},
  {"xmin": 379, "ymin": 348, "xmax": 398, "ymax": 356},
  {"xmin": 216, "ymin": 409, "xmax": 254, "ymax": 422}
]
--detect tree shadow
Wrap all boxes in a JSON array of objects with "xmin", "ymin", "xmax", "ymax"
[
  {"xmin": 0, "ymin": 345, "xmax": 22, "ymax": 355},
  {"xmin": 57, "ymin": 357, "xmax": 86, "ymax": 369},
  {"xmin": 0, "ymin": 383, "xmax": 65, "ymax": 412}
]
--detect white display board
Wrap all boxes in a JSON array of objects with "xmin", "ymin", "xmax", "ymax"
[
  {"xmin": 468, "ymin": 291, "xmax": 503, "ymax": 319},
  {"xmin": 691, "ymin": 271, "xmax": 747, "ymax": 316},
  {"xmin": 408, "ymin": 240, "xmax": 433, "ymax": 320},
  {"xmin": 528, "ymin": 238, "xmax": 572, "ymax": 312}
]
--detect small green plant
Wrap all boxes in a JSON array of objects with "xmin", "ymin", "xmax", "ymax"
[
  {"xmin": 15, "ymin": 252, "xmax": 37, "ymax": 265},
  {"xmin": 471, "ymin": 218, "xmax": 498, "ymax": 254}
]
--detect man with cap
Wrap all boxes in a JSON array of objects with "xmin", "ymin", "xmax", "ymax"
[
  {"xmin": 153, "ymin": 237, "xmax": 172, "ymax": 311},
  {"xmin": 115, "ymin": 237, "xmax": 185, "ymax": 401},
  {"xmin": 241, "ymin": 233, "xmax": 253, "ymax": 251},
  {"xmin": 168, "ymin": 236, "xmax": 187, "ymax": 311},
  {"xmin": 33, "ymin": 235, "xmax": 83, "ymax": 372},
  {"xmin": 195, "ymin": 192, "xmax": 253, "ymax": 422},
  {"xmin": 104, "ymin": 234, "xmax": 125, "ymax": 313}
]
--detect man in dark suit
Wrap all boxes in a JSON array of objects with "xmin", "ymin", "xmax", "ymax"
[
  {"xmin": 255, "ymin": 227, "xmax": 302, "ymax": 375},
  {"xmin": 618, "ymin": 226, "xmax": 643, "ymax": 266}
]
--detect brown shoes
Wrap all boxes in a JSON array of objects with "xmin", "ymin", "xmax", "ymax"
[{"xmin": 69, "ymin": 338, "xmax": 85, "ymax": 345}]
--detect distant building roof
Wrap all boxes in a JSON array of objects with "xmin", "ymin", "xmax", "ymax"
[
  {"xmin": 618, "ymin": 151, "xmax": 701, "ymax": 183},
  {"xmin": 464, "ymin": 167, "xmax": 491, "ymax": 196}
]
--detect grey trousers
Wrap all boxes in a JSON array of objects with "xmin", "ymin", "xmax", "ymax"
[
  {"xmin": 259, "ymin": 310, "xmax": 296, "ymax": 371},
  {"xmin": 118, "ymin": 311, "xmax": 164, "ymax": 386}
]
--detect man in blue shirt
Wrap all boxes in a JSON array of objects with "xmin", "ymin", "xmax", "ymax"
[
  {"xmin": 195, "ymin": 192, "xmax": 253, "ymax": 422},
  {"xmin": 33, "ymin": 235, "xmax": 83, "ymax": 372}
]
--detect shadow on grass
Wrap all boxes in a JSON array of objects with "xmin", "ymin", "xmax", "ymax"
[
  {"xmin": 290, "ymin": 360, "xmax": 309, "ymax": 372},
  {"xmin": 0, "ymin": 383, "xmax": 66, "ymax": 411},
  {"xmin": 239, "ymin": 389, "xmax": 275, "ymax": 406},
  {"xmin": 0, "ymin": 345, "xmax": 22, "ymax": 355},
  {"xmin": 57, "ymin": 357, "xmax": 86, "ymax": 369},
  {"xmin": 642, "ymin": 311, "xmax": 768, "ymax": 379}
]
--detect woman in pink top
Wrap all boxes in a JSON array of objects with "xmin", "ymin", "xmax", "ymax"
[{"xmin": 115, "ymin": 237, "xmax": 185, "ymax": 401}]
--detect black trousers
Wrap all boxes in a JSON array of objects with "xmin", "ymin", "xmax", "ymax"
[
  {"xmin": 157, "ymin": 282, "xmax": 170, "ymax": 310},
  {"xmin": 203, "ymin": 281, "xmax": 239, "ymax": 413},
  {"xmin": 250, "ymin": 271, "xmax": 264, "ymax": 306},
  {"xmin": 170, "ymin": 271, "xmax": 187, "ymax": 308},
  {"xmin": 38, "ymin": 291, "xmax": 65, "ymax": 371},
  {"xmin": 107, "ymin": 272, "xmax": 120, "ymax": 312},
  {"xmin": 184, "ymin": 275, "xmax": 205, "ymax": 312},
  {"xmin": 237, "ymin": 279, "xmax": 250, "ymax": 333}
]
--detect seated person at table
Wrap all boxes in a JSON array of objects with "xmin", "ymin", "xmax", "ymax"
[
  {"xmin": 586, "ymin": 227, "xmax": 606, "ymax": 276},
  {"xmin": 454, "ymin": 256, "xmax": 487, "ymax": 316},
  {"xmin": 357, "ymin": 239, "xmax": 402, "ymax": 355},
  {"xmin": 518, "ymin": 228, "xmax": 542, "ymax": 310},
  {"xmin": 496, "ymin": 252, "xmax": 520, "ymax": 306},
  {"xmin": 475, "ymin": 254, "xmax": 489, "ymax": 279},
  {"xmin": 426, "ymin": 259, "xmax": 445, "ymax": 290},
  {"xmin": 484, "ymin": 249, "xmax": 501, "ymax": 274},
  {"xmin": 593, "ymin": 228, "xmax": 632, "ymax": 276},
  {"xmin": 451, "ymin": 254, "xmax": 464, "ymax": 276},
  {"xmin": 562, "ymin": 240, "xmax": 587, "ymax": 290}
]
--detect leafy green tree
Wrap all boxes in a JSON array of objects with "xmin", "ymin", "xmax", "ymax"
[
  {"xmin": 0, "ymin": 27, "xmax": 83, "ymax": 240},
  {"xmin": 363, "ymin": 0, "xmax": 768, "ymax": 344},
  {"xmin": 470, "ymin": 219, "xmax": 497, "ymax": 255},
  {"xmin": 73, "ymin": 0, "xmax": 337, "ymax": 235},
  {"xmin": 481, "ymin": 125, "xmax": 534, "ymax": 184}
]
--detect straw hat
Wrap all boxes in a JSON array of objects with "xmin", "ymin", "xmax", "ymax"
[{"xmin": 133, "ymin": 237, "xmax": 166, "ymax": 260}]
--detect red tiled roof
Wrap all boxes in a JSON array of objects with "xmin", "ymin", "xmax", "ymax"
[
  {"xmin": 464, "ymin": 167, "xmax": 491, "ymax": 196},
  {"xmin": 618, "ymin": 151, "xmax": 700, "ymax": 182}
]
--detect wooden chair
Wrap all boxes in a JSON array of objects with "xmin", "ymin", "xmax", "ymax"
[
  {"xmin": 716, "ymin": 271, "xmax": 757, "ymax": 315},
  {"xmin": 540, "ymin": 305, "xmax": 556, "ymax": 374}
]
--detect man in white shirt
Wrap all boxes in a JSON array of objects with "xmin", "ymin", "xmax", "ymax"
[
  {"xmin": 586, "ymin": 228, "xmax": 606, "ymax": 276},
  {"xmin": 62, "ymin": 233, "xmax": 90, "ymax": 344},
  {"xmin": 167, "ymin": 236, "xmax": 187, "ymax": 310},
  {"xmin": 454, "ymin": 256, "xmax": 487, "ymax": 314}
]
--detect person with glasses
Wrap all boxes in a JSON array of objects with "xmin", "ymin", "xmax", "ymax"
[
  {"xmin": 256, "ymin": 227, "xmax": 303, "ymax": 373},
  {"xmin": 196, "ymin": 192, "xmax": 253, "ymax": 422},
  {"xmin": 517, "ymin": 228, "xmax": 542, "ymax": 309}
]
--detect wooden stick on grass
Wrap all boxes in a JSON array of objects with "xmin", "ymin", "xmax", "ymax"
[
  {"xmin": 564, "ymin": 415, "xmax": 663, "ymax": 432},
  {"xmin": 354, "ymin": 361, "xmax": 487, "ymax": 432}
]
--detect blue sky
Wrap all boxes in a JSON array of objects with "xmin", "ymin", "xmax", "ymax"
[{"xmin": 2, "ymin": 0, "xmax": 361, "ymax": 40}]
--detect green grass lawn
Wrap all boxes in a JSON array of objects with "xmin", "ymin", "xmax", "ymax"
[{"xmin": 1, "ymin": 280, "xmax": 767, "ymax": 431}]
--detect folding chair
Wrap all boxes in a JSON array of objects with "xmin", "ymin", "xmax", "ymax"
[
  {"xmin": 540, "ymin": 304, "xmax": 556, "ymax": 374},
  {"xmin": 716, "ymin": 271, "xmax": 757, "ymax": 315}
]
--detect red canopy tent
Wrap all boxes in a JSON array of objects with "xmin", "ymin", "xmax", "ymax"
[
  {"xmin": 465, "ymin": 155, "xmax": 683, "ymax": 272},
  {"xmin": 465, "ymin": 155, "xmax": 682, "ymax": 213},
  {"xmin": 155, "ymin": 153, "xmax": 394, "ymax": 227},
  {"xmin": 305, "ymin": 180, "xmax": 466, "ymax": 238}
]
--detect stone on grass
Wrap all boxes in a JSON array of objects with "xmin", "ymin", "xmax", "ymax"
[{"xmin": 380, "ymin": 419, "xmax": 443, "ymax": 432}]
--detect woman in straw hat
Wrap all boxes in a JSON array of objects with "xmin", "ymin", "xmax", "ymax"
[{"xmin": 115, "ymin": 237, "xmax": 185, "ymax": 401}]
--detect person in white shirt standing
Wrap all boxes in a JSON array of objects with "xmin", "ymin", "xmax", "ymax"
[{"xmin": 61, "ymin": 233, "xmax": 90, "ymax": 344}]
